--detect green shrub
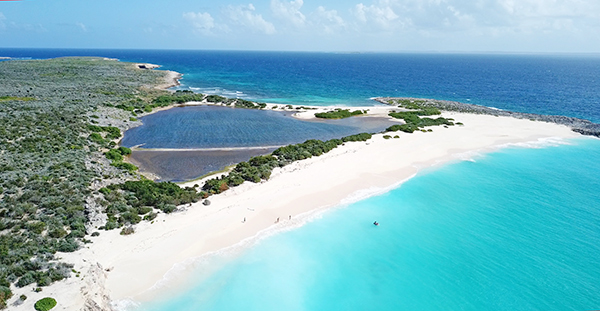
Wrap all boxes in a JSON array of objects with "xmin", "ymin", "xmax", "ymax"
[
  {"xmin": 120, "ymin": 227, "xmax": 135, "ymax": 235},
  {"xmin": 205, "ymin": 95, "xmax": 226, "ymax": 103},
  {"xmin": 87, "ymin": 133, "xmax": 104, "ymax": 144},
  {"xmin": 119, "ymin": 212, "xmax": 141, "ymax": 224},
  {"xmin": 57, "ymin": 239, "xmax": 79, "ymax": 253},
  {"xmin": 15, "ymin": 272, "xmax": 35, "ymax": 288},
  {"xmin": 342, "ymin": 133, "xmax": 371, "ymax": 142},
  {"xmin": 143, "ymin": 212, "xmax": 157, "ymax": 221},
  {"xmin": 203, "ymin": 133, "xmax": 372, "ymax": 195},
  {"xmin": 315, "ymin": 109, "xmax": 364, "ymax": 119},
  {"xmin": 117, "ymin": 146, "xmax": 132, "ymax": 156},
  {"xmin": 386, "ymin": 124, "xmax": 419, "ymax": 133},
  {"xmin": 34, "ymin": 297, "xmax": 57, "ymax": 311},
  {"xmin": 105, "ymin": 149, "xmax": 123, "ymax": 161}
]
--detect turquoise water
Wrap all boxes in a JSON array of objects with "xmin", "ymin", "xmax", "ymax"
[{"xmin": 139, "ymin": 138, "xmax": 600, "ymax": 311}]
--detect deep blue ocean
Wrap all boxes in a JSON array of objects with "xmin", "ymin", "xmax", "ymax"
[
  {"xmin": 1, "ymin": 49, "xmax": 600, "ymax": 122},
  {"xmin": 3, "ymin": 49, "xmax": 599, "ymax": 310}
]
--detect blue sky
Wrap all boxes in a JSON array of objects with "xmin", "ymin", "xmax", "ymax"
[{"xmin": 1, "ymin": 0, "xmax": 599, "ymax": 52}]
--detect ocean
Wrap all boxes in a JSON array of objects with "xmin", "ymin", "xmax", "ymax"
[
  {"xmin": 140, "ymin": 138, "xmax": 600, "ymax": 311},
  {"xmin": 2, "ymin": 49, "xmax": 599, "ymax": 310}
]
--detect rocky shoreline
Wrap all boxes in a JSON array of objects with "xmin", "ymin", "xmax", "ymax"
[{"xmin": 375, "ymin": 97, "xmax": 600, "ymax": 138}]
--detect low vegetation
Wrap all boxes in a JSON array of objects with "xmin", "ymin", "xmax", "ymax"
[
  {"xmin": 0, "ymin": 57, "xmax": 171, "ymax": 306},
  {"xmin": 386, "ymin": 100, "xmax": 455, "ymax": 133},
  {"xmin": 203, "ymin": 133, "xmax": 372, "ymax": 194},
  {"xmin": 315, "ymin": 108, "xmax": 365, "ymax": 119}
]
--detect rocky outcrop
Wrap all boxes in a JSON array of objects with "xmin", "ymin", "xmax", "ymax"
[
  {"xmin": 82, "ymin": 263, "xmax": 114, "ymax": 311},
  {"xmin": 376, "ymin": 97, "xmax": 600, "ymax": 138}
]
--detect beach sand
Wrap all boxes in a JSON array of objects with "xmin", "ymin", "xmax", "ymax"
[{"xmin": 11, "ymin": 109, "xmax": 582, "ymax": 311}]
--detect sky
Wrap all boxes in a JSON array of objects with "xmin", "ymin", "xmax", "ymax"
[{"xmin": 0, "ymin": 0, "xmax": 599, "ymax": 53}]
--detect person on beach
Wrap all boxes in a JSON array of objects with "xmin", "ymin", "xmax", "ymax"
[
  {"xmin": 276, "ymin": 217, "xmax": 279, "ymax": 223},
  {"xmin": 289, "ymin": 215, "xmax": 291, "ymax": 220}
]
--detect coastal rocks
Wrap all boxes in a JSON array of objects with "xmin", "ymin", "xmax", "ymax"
[
  {"xmin": 135, "ymin": 63, "xmax": 160, "ymax": 70},
  {"xmin": 376, "ymin": 97, "xmax": 600, "ymax": 138}
]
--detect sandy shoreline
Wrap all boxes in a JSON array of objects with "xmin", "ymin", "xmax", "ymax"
[{"xmin": 26, "ymin": 109, "xmax": 582, "ymax": 311}]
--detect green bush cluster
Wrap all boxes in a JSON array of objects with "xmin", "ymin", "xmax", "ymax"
[
  {"xmin": 87, "ymin": 125, "xmax": 121, "ymax": 140},
  {"xmin": 152, "ymin": 90, "xmax": 206, "ymax": 107},
  {"xmin": 86, "ymin": 125, "xmax": 122, "ymax": 147},
  {"xmin": 0, "ymin": 286, "xmax": 12, "ymax": 309},
  {"xmin": 105, "ymin": 147, "xmax": 134, "ymax": 170},
  {"xmin": 315, "ymin": 109, "xmax": 365, "ymax": 119},
  {"xmin": 387, "ymin": 107, "xmax": 453, "ymax": 133},
  {"xmin": 389, "ymin": 99, "xmax": 428, "ymax": 109},
  {"xmin": 97, "ymin": 180, "xmax": 202, "ymax": 230},
  {"xmin": 203, "ymin": 133, "xmax": 372, "ymax": 194},
  {"xmin": 114, "ymin": 90, "xmax": 205, "ymax": 114},
  {"xmin": 34, "ymin": 297, "xmax": 57, "ymax": 311},
  {"xmin": 233, "ymin": 99, "xmax": 267, "ymax": 109}
]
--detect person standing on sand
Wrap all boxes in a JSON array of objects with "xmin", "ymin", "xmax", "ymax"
[{"xmin": 289, "ymin": 215, "xmax": 291, "ymax": 220}]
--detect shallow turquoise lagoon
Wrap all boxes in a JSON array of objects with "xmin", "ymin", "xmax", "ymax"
[{"xmin": 137, "ymin": 138, "xmax": 600, "ymax": 311}]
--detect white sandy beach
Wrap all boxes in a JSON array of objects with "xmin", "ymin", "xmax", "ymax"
[{"xmin": 10, "ymin": 108, "xmax": 584, "ymax": 311}]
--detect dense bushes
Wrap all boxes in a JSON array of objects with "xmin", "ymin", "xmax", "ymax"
[
  {"xmin": 315, "ymin": 109, "xmax": 365, "ymax": 119},
  {"xmin": 105, "ymin": 147, "xmax": 136, "ymax": 171},
  {"xmin": 0, "ymin": 286, "xmax": 12, "ymax": 309},
  {"xmin": 153, "ymin": 90, "xmax": 205, "ymax": 106},
  {"xmin": 97, "ymin": 180, "xmax": 203, "ymax": 229},
  {"xmin": 234, "ymin": 99, "xmax": 266, "ymax": 109},
  {"xmin": 203, "ymin": 133, "xmax": 372, "ymax": 194},
  {"xmin": 117, "ymin": 180, "xmax": 201, "ymax": 208},
  {"xmin": 0, "ymin": 57, "xmax": 166, "ymax": 296}
]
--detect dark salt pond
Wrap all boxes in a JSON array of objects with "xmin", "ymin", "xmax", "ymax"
[
  {"xmin": 127, "ymin": 148, "xmax": 277, "ymax": 182},
  {"xmin": 122, "ymin": 105, "xmax": 395, "ymax": 181},
  {"xmin": 121, "ymin": 105, "xmax": 394, "ymax": 149}
]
